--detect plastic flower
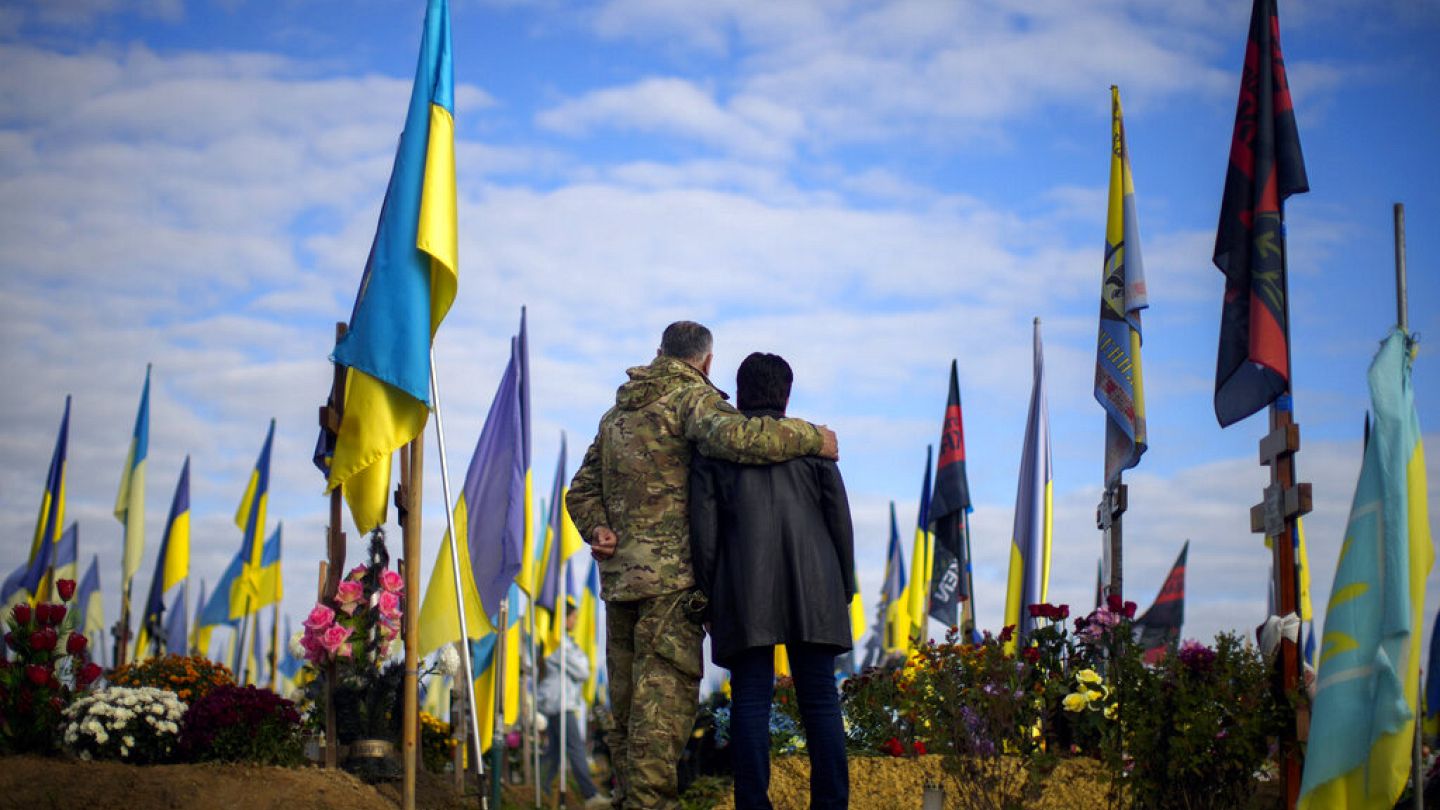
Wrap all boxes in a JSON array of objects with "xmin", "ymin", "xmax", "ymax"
[
  {"xmin": 319, "ymin": 623, "xmax": 353, "ymax": 655},
  {"xmin": 380, "ymin": 570, "xmax": 404, "ymax": 594},
  {"xmin": 377, "ymin": 590, "xmax": 401, "ymax": 620},
  {"xmin": 1062, "ymin": 692, "xmax": 1088, "ymax": 713},
  {"xmin": 335, "ymin": 581, "xmax": 365, "ymax": 615},
  {"xmin": 303, "ymin": 604, "xmax": 335, "ymax": 631}
]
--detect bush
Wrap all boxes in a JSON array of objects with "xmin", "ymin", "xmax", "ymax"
[
  {"xmin": 840, "ymin": 663, "xmax": 916, "ymax": 754},
  {"xmin": 1, "ymin": 587, "xmax": 103, "ymax": 755},
  {"xmin": 62, "ymin": 685, "xmax": 186, "ymax": 763},
  {"xmin": 110, "ymin": 654, "xmax": 234, "ymax": 704},
  {"xmin": 179, "ymin": 684, "xmax": 304, "ymax": 766}
]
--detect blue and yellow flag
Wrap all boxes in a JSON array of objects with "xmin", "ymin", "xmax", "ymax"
[
  {"xmin": 468, "ymin": 584, "xmax": 523, "ymax": 753},
  {"xmin": 75, "ymin": 554, "xmax": 105, "ymax": 666},
  {"xmin": 1299, "ymin": 328, "xmax": 1433, "ymax": 809},
  {"xmin": 164, "ymin": 580, "xmax": 188, "ymax": 657},
  {"xmin": 1003, "ymin": 319, "xmax": 1053, "ymax": 651},
  {"xmin": 233, "ymin": 421, "xmax": 274, "ymax": 615},
  {"xmin": 881, "ymin": 502, "xmax": 910, "ymax": 654},
  {"xmin": 116, "ymin": 366, "xmax": 150, "ymax": 589},
  {"xmin": 1095, "ymin": 87, "xmax": 1149, "ymax": 486},
  {"xmin": 2, "ymin": 396, "xmax": 70, "ymax": 608},
  {"xmin": 198, "ymin": 550, "xmax": 243, "ymax": 635},
  {"xmin": 904, "ymin": 447, "xmax": 933, "ymax": 649},
  {"xmin": 190, "ymin": 578, "xmax": 212, "ymax": 662},
  {"xmin": 576, "ymin": 559, "xmax": 602, "ymax": 704},
  {"xmin": 138, "ymin": 457, "xmax": 190, "ymax": 657},
  {"xmin": 252, "ymin": 525, "xmax": 283, "ymax": 611},
  {"xmin": 327, "ymin": 0, "xmax": 457, "ymax": 533},
  {"xmin": 536, "ymin": 435, "xmax": 586, "ymax": 655},
  {"xmin": 516, "ymin": 308, "xmax": 535, "ymax": 596},
  {"xmin": 467, "ymin": 335, "xmax": 527, "ymax": 618},
  {"xmin": 49, "ymin": 522, "xmax": 79, "ymax": 597}
]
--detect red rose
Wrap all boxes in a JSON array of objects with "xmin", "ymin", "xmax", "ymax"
[
  {"xmin": 1106, "ymin": 593, "xmax": 1123, "ymax": 613},
  {"xmin": 77, "ymin": 662, "xmax": 102, "ymax": 688},
  {"xmin": 66, "ymin": 632, "xmax": 87, "ymax": 656},
  {"xmin": 33, "ymin": 604, "xmax": 50, "ymax": 625},
  {"xmin": 30, "ymin": 628, "xmax": 57, "ymax": 652},
  {"xmin": 56, "ymin": 579, "xmax": 76, "ymax": 601},
  {"xmin": 1026, "ymin": 604, "xmax": 1043, "ymax": 618},
  {"xmin": 1057, "ymin": 604, "xmax": 1070, "ymax": 620},
  {"xmin": 25, "ymin": 664, "xmax": 48, "ymax": 686},
  {"xmin": 913, "ymin": 741, "xmax": 927, "ymax": 756},
  {"xmin": 47, "ymin": 605, "xmax": 66, "ymax": 626},
  {"xmin": 998, "ymin": 625, "xmax": 1015, "ymax": 643},
  {"xmin": 11, "ymin": 604, "xmax": 31, "ymax": 625},
  {"xmin": 881, "ymin": 737, "xmax": 905, "ymax": 757},
  {"xmin": 1123, "ymin": 601, "xmax": 1137, "ymax": 619},
  {"xmin": 1022, "ymin": 647, "xmax": 1041, "ymax": 663}
]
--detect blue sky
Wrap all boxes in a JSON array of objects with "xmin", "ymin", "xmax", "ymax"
[{"xmin": 1, "ymin": 0, "xmax": 1437, "ymax": 671}]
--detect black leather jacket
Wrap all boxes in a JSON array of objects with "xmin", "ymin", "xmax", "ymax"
[{"xmin": 688, "ymin": 409, "xmax": 856, "ymax": 666}]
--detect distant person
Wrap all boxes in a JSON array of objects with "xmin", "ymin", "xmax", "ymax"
[
  {"xmin": 537, "ymin": 599, "xmax": 609, "ymax": 808},
  {"xmin": 689, "ymin": 352, "xmax": 855, "ymax": 810},
  {"xmin": 567, "ymin": 321, "xmax": 839, "ymax": 809}
]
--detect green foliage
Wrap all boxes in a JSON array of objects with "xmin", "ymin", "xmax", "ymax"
[
  {"xmin": 839, "ymin": 663, "xmax": 915, "ymax": 754},
  {"xmin": 2, "ymin": 593, "xmax": 101, "ymax": 755}
]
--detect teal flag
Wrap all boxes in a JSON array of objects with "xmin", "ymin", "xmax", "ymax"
[{"xmin": 1299, "ymin": 328, "xmax": 1434, "ymax": 809}]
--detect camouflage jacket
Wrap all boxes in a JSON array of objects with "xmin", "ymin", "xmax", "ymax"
[{"xmin": 566, "ymin": 355, "xmax": 824, "ymax": 602}]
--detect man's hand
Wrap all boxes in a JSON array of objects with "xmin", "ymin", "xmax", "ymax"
[
  {"xmin": 590, "ymin": 526, "xmax": 618, "ymax": 561},
  {"xmin": 816, "ymin": 425, "xmax": 839, "ymax": 461}
]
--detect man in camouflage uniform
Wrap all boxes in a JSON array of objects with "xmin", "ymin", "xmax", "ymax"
[{"xmin": 567, "ymin": 321, "xmax": 838, "ymax": 809}]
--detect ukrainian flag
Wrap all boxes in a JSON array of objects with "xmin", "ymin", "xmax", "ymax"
[
  {"xmin": 1094, "ymin": 87, "xmax": 1149, "ymax": 487},
  {"xmin": 1003, "ymin": 319, "xmax": 1053, "ymax": 651},
  {"xmin": 536, "ymin": 434, "xmax": 585, "ymax": 655},
  {"xmin": 1299, "ymin": 328, "xmax": 1433, "ymax": 809},
  {"xmin": 138, "ymin": 457, "xmax": 190, "ymax": 657},
  {"xmin": 75, "ymin": 554, "xmax": 105, "ymax": 666},
  {"xmin": 881, "ymin": 502, "xmax": 910, "ymax": 654},
  {"xmin": 252, "ymin": 526, "xmax": 283, "ymax": 611},
  {"xmin": 2, "ymin": 396, "xmax": 70, "ymax": 609},
  {"xmin": 327, "ymin": 0, "xmax": 457, "ymax": 533},
  {"xmin": 232, "ymin": 421, "xmax": 274, "ymax": 617},
  {"xmin": 116, "ymin": 366, "xmax": 150, "ymax": 591},
  {"xmin": 198, "ymin": 551, "xmax": 243, "ymax": 652},
  {"xmin": 48, "ymin": 523, "xmax": 79, "ymax": 601},
  {"xmin": 469, "ymin": 584, "xmax": 523, "ymax": 753},
  {"xmin": 576, "ymin": 559, "xmax": 602, "ymax": 704},
  {"xmin": 164, "ymin": 580, "xmax": 188, "ymax": 656},
  {"xmin": 904, "ymin": 447, "xmax": 933, "ymax": 649}
]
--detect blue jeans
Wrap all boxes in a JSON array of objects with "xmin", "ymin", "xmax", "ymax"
[
  {"xmin": 728, "ymin": 643, "xmax": 848, "ymax": 809},
  {"xmin": 541, "ymin": 711, "xmax": 601, "ymax": 799}
]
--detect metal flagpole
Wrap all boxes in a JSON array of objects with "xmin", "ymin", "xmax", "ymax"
[
  {"xmin": 558, "ymin": 570, "xmax": 569, "ymax": 807},
  {"xmin": 493, "ymin": 598, "xmax": 509, "ymax": 810},
  {"xmin": 531, "ymin": 592, "xmax": 541, "ymax": 809},
  {"xmin": 1395, "ymin": 203, "xmax": 1421, "ymax": 810},
  {"xmin": 429, "ymin": 350, "xmax": 490, "ymax": 787}
]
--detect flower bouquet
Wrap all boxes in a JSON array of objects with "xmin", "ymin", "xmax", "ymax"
[
  {"xmin": 1, "ymin": 579, "xmax": 103, "ymax": 754},
  {"xmin": 62, "ymin": 685, "xmax": 186, "ymax": 763},
  {"xmin": 300, "ymin": 530, "xmax": 406, "ymax": 780}
]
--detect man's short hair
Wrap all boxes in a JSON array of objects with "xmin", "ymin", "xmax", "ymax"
[
  {"xmin": 660, "ymin": 321, "xmax": 713, "ymax": 361},
  {"xmin": 736, "ymin": 352, "xmax": 793, "ymax": 413}
]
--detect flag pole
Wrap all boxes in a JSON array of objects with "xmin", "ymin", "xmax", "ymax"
[
  {"xmin": 428, "ymin": 350, "xmax": 489, "ymax": 786},
  {"xmin": 558, "ymin": 575, "xmax": 569, "ymax": 808},
  {"xmin": 319, "ymin": 321, "xmax": 349, "ymax": 768},
  {"xmin": 530, "ymin": 593, "xmax": 542, "ymax": 809},
  {"xmin": 493, "ymin": 597, "xmax": 509, "ymax": 810},
  {"xmin": 1097, "ymin": 480, "xmax": 1127, "ymax": 599},
  {"xmin": 399, "ymin": 432, "xmax": 425, "ymax": 810},
  {"xmin": 1394, "ymin": 202, "xmax": 1421, "ymax": 810}
]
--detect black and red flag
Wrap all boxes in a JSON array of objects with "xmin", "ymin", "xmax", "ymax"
[
  {"xmin": 1135, "ymin": 541, "xmax": 1188, "ymax": 664},
  {"xmin": 1212, "ymin": 0, "xmax": 1309, "ymax": 428},
  {"xmin": 928, "ymin": 360, "xmax": 975, "ymax": 634}
]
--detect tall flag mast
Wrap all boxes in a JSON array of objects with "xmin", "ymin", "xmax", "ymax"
[
  {"xmin": 1094, "ymin": 86, "xmax": 1148, "ymax": 601},
  {"xmin": 1002, "ymin": 319, "xmax": 1052, "ymax": 652},
  {"xmin": 114, "ymin": 366, "xmax": 150, "ymax": 663},
  {"xmin": 1211, "ymin": 0, "xmax": 1310, "ymax": 803},
  {"xmin": 929, "ymin": 360, "xmax": 975, "ymax": 639}
]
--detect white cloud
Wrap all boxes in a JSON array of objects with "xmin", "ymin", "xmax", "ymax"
[{"xmin": 536, "ymin": 77, "xmax": 799, "ymax": 160}]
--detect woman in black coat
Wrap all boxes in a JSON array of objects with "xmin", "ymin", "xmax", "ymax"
[{"xmin": 690, "ymin": 352, "xmax": 854, "ymax": 810}]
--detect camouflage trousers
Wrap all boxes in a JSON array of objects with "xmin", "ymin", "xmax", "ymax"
[{"xmin": 604, "ymin": 589, "xmax": 705, "ymax": 809}]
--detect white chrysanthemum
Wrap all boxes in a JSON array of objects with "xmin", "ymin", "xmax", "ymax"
[
  {"xmin": 79, "ymin": 751, "xmax": 91, "ymax": 761},
  {"xmin": 439, "ymin": 646, "xmax": 462, "ymax": 677},
  {"xmin": 289, "ymin": 632, "xmax": 307, "ymax": 659}
]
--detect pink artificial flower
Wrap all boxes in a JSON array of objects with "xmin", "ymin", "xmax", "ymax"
[
  {"xmin": 377, "ymin": 591, "xmax": 401, "ymax": 620},
  {"xmin": 319, "ymin": 623, "xmax": 353, "ymax": 656},
  {"xmin": 338, "ymin": 642, "xmax": 354, "ymax": 659},
  {"xmin": 304, "ymin": 603, "xmax": 336, "ymax": 631},
  {"xmin": 335, "ymin": 581, "xmax": 365, "ymax": 615},
  {"xmin": 380, "ymin": 570, "xmax": 404, "ymax": 594},
  {"xmin": 348, "ymin": 564, "xmax": 368, "ymax": 581}
]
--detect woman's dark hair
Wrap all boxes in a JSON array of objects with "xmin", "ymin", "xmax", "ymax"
[{"xmin": 735, "ymin": 352, "xmax": 793, "ymax": 413}]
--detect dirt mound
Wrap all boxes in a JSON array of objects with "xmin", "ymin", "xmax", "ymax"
[{"xmin": 0, "ymin": 756, "xmax": 480, "ymax": 810}]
